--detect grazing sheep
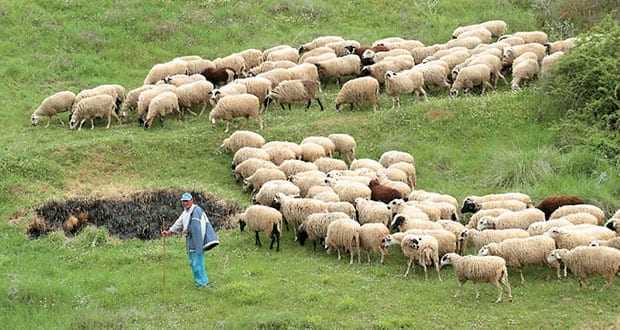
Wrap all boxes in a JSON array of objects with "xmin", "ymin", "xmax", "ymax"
[
  {"xmin": 377, "ymin": 167, "xmax": 408, "ymax": 186},
  {"xmin": 391, "ymin": 214, "xmax": 443, "ymax": 232},
  {"xmin": 314, "ymin": 157, "xmax": 348, "ymax": 173},
  {"xmin": 384, "ymin": 70, "xmax": 426, "ymax": 109},
  {"xmin": 243, "ymin": 168, "xmax": 287, "ymax": 193},
  {"xmin": 143, "ymin": 91, "xmax": 181, "ymax": 128},
  {"xmin": 457, "ymin": 28, "xmax": 493, "ymax": 43},
  {"xmin": 399, "ymin": 229, "xmax": 457, "ymax": 256},
  {"xmin": 558, "ymin": 213, "xmax": 599, "ymax": 226},
  {"xmin": 464, "ymin": 193, "xmax": 532, "ymax": 207},
  {"xmin": 174, "ymin": 80, "xmax": 214, "ymax": 116},
  {"xmin": 266, "ymin": 47, "xmax": 299, "ymax": 63},
  {"xmin": 549, "ymin": 204, "xmax": 605, "ymax": 225},
  {"xmin": 209, "ymin": 83, "xmax": 248, "ymax": 105},
  {"xmin": 327, "ymin": 202, "xmax": 357, "ymax": 220},
  {"xmin": 440, "ymin": 253, "xmax": 512, "ymax": 303},
  {"xmin": 262, "ymin": 147, "xmax": 296, "ymax": 166},
  {"xmin": 234, "ymin": 77, "xmax": 273, "ymax": 111},
  {"xmin": 450, "ymin": 64, "xmax": 494, "ymax": 97},
  {"xmin": 301, "ymin": 136, "xmax": 335, "ymax": 156},
  {"xmin": 221, "ymin": 130, "xmax": 266, "ymax": 153},
  {"xmin": 69, "ymin": 95, "xmax": 121, "ymax": 131},
  {"xmin": 299, "ymin": 47, "xmax": 336, "ymax": 63},
  {"xmin": 477, "ymin": 208, "xmax": 545, "ymax": 231},
  {"xmin": 291, "ymin": 170, "xmax": 327, "ymax": 197},
  {"xmin": 252, "ymin": 180, "xmax": 300, "ymax": 207},
  {"xmin": 547, "ymin": 247, "xmax": 620, "ymax": 288},
  {"xmin": 313, "ymin": 191, "xmax": 340, "ymax": 203},
  {"xmin": 591, "ymin": 237, "xmax": 620, "ymax": 250},
  {"xmin": 31, "ymin": 91, "xmax": 76, "ymax": 127},
  {"xmin": 288, "ymin": 63, "xmax": 320, "ymax": 82},
  {"xmin": 453, "ymin": 20, "xmax": 507, "ymax": 38},
  {"xmin": 73, "ymin": 84, "xmax": 125, "ymax": 114},
  {"xmin": 160, "ymin": 74, "xmax": 206, "ymax": 87},
  {"xmin": 359, "ymin": 223, "xmax": 391, "ymax": 264},
  {"xmin": 307, "ymin": 185, "xmax": 335, "ymax": 198},
  {"xmin": 136, "ymin": 85, "xmax": 177, "ymax": 123},
  {"xmin": 301, "ymin": 52, "xmax": 338, "ymax": 65},
  {"xmin": 273, "ymin": 193, "xmax": 328, "ymax": 234},
  {"xmin": 297, "ymin": 212, "xmax": 351, "ymax": 250},
  {"xmin": 121, "ymin": 85, "xmax": 156, "ymax": 114},
  {"xmin": 300, "ymin": 36, "xmax": 345, "ymax": 53},
  {"xmin": 232, "ymin": 147, "xmax": 271, "ymax": 169},
  {"xmin": 401, "ymin": 234, "xmax": 442, "ymax": 280},
  {"xmin": 536, "ymin": 195, "xmax": 583, "ymax": 220},
  {"xmin": 326, "ymin": 179, "xmax": 372, "ymax": 204},
  {"xmin": 233, "ymin": 158, "xmax": 278, "ymax": 182},
  {"xmin": 263, "ymin": 141, "xmax": 303, "ymax": 160},
  {"xmin": 466, "ymin": 208, "xmax": 512, "ymax": 228},
  {"xmin": 368, "ymin": 178, "xmax": 403, "ymax": 204},
  {"xmin": 209, "ymin": 94, "xmax": 262, "ymax": 133},
  {"xmin": 326, "ymin": 40, "xmax": 361, "ymax": 56},
  {"xmin": 144, "ymin": 61, "xmax": 188, "ymax": 85},
  {"xmin": 279, "ymin": 159, "xmax": 319, "ymax": 178},
  {"xmin": 447, "ymin": 36, "xmax": 483, "ymax": 49},
  {"xmin": 238, "ymin": 205, "xmax": 283, "ymax": 251},
  {"xmin": 264, "ymin": 80, "xmax": 323, "ymax": 111},
  {"xmin": 502, "ymin": 43, "xmax": 546, "ymax": 66},
  {"xmin": 410, "ymin": 45, "xmax": 442, "ymax": 64},
  {"xmin": 459, "ymin": 228, "xmax": 530, "ymax": 254},
  {"xmin": 299, "ymin": 142, "xmax": 326, "ymax": 162},
  {"xmin": 263, "ymin": 45, "xmax": 295, "ymax": 61},
  {"xmin": 347, "ymin": 45, "xmax": 390, "ymax": 62},
  {"xmin": 461, "ymin": 199, "xmax": 528, "ymax": 214},
  {"xmin": 372, "ymin": 49, "xmax": 413, "ymax": 63},
  {"xmin": 355, "ymin": 198, "xmax": 391, "ymax": 225},
  {"xmin": 248, "ymin": 60, "xmax": 297, "ymax": 75},
  {"xmin": 511, "ymin": 58, "xmax": 539, "ymax": 91},
  {"xmin": 325, "ymin": 218, "xmax": 361, "ymax": 264},
  {"xmin": 360, "ymin": 58, "xmax": 414, "ymax": 84},
  {"xmin": 350, "ymin": 159, "xmax": 383, "ymax": 172},
  {"xmin": 479, "ymin": 235, "xmax": 556, "ymax": 283},
  {"xmin": 388, "ymin": 163, "xmax": 417, "ymax": 188},
  {"xmin": 527, "ymin": 219, "xmax": 574, "ymax": 236},
  {"xmin": 379, "ymin": 151, "xmax": 414, "ymax": 168},
  {"xmin": 335, "ymin": 77, "xmax": 380, "ymax": 112},
  {"xmin": 606, "ymin": 218, "xmax": 620, "ymax": 234},
  {"xmin": 546, "ymin": 226, "xmax": 616, "ymax": 250},
  {"xmin": 315, "ymin": 55, "xmax": 362, "ymax": 86},
  {"xmin": 452, "ymin": 54, "xmax": 507, "ymax": 88},
  {"xmin": 511, "ymin": 31, "xmax": 548, "ymax": 44},
  {"xmin": 214, "ymin": 54, "xmax": 247, "ymax": 76},
  {"xmin": 541, "ymin": 51, "xmax": 565, "ymax": 77},
  {"xmin": 410, "ymin": 62, "xmax": 451, "ymax": 90},
  {"xmin": 545, "ymin": 38, "xmax": 577, "ymax": 54},
  {"xmin": 237, "ymin": 48, "xmax": 264, "ymax": 69},
  {"xmin": 257, "ymin": 68, "xmax": 294, "ymax": 89}
]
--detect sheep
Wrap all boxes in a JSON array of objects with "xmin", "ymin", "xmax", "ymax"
[
  {"xmin": 297, "ymin": 212, "xmax": 351, "ymax": 250},
  {"xmin": 401, "ymin": 234, "xmax": 442, "ymax": 280},
  {"xmin": 183, "ymin": 59, "xmax": 215, "ymax": 75},
  {"xmin": 379, "ymin": 150, "xmax": 414, "ymax": 168},
  {"xmin": 399, "ymin": 229, "xmax": 457, "ymax": 256},
  {"xmin": 461, "ymin": 199, "xmax": 528, "ymax": 214},
  {"xmin": 221, "ymin": 130, "xmax": 266, "ymax": 153},
  {"xmin": 606, "ymin": 218, "xmax": 620, "ymax": 234},
  {"xmin": 334, "ymin": 76, "xmax": 380, "ymax": 112},
  {"xmin": 174, "ymin": 80, "xmax": 214, "ymax": 116},
  {"xmin": 464, "ymin": 193, "xmax": 532, "ymax": 206},
  {"xmin": 382, "ymin": 40, "xmax": 425, "ymax": 52},
  {"xmin": 307, "ymin": 185, "xmax": 335, "ymax": 198},
  {"xmin": 511, "ymin": 58, "xmax": 539, "ymax": 91},
  {"xmin": 136, "ymin": 85, "xmax": 177, "ymax": 122},
  {"xmin": 434, "ymin": 51, "xmax": 471, "ymax": 70},
  {"xmin": 257, "ymin": 68, "xmax": 294, "ymax": 89},
  {"xmin": 237, "ymin": 205, "xmax": 283, "ymax": 251},
  {"xmin": 348, "ymin": 160, "xmax": 381, "ymax": 174},
  {"xmin": 143, "ymin": 91, "xmax": 181, "ymax": 128},
  {"xmin": 263, "ymin": 45, "xmax": 294, "ymax": 61},
  {"xmin": 266, "ymin": 47, "xmax": 299, "ymax": 63},
  {"xmin": 248, "ymin": 60, "xmax": 297, "ymax": 76},
  {"xmin": 232, "ymin": 147, "xmax": 271, "ymax": 169},
  {"xmin": 263, "ymin": 146, "xmax": 296, "ymax": 166},
  {"xmin": 326, "ymin": 40, "xmax": 360, "ymax": 56},
  {"xmin": 209, "ymin": 83, "xmax": 248, "ymax": 105},
  {"xmin": 372, "ymin": 49, "xmax": 413, "ymax": 63},
  {"xmin": 410, "ymin": 62, "xmax": 451, "ymax": 90},
  {"xmin": 300, "ymin": 36, "xmax": 345, "ymax": 53},
  {"xmin": 536, "ymin": 195, "xmax": 583, "ymax": 220},
  {"xmin": 527, "ymin": 219, "xmax": 574, "ymax": 236},
  {"xmin": 359, "ymin": 223, "xmax": 391, "ymax": 264},
  {"xmin": 386, "ymin": 164, "xmax": 416, "ymax": 188},
  {"xmin": 403, "ymin": 201, "xmax": 442, "ymax": 221},
  {"xmin": 459, "ymin": 228, "xmax": 530, "ymax": 254},
  {"xmin": 437, "ymin": 220, "xmax": 466, "ymax": 242},
  {"xmin": 549, "ymin": 204, "xmax": 605, "ymax": 224},
  {"xmin": 298, "ymin": 47, "xmax": 336, "ymax": 63},
  {"xmin": 313, "ymin": 191, "xmax": 340, "ymax": 203},
  {"xmin": 465, "ymin": 208, "xmax": 510, "ymax": 228},
  {"xmin": 264, "ymin": 79, "xmax": 323, "ymax": 111},
  {"xmin": 121, "ymin": 85, "xmax": 156, "ymax": 114},
  {"xmin": 279, "ymin": 159, "xmax": 319, "ymax": 178},
  {"xmin": 325, "ymin": 218, "xmax": 361, "ymax": 264},
  {"xmin": 355, "ymin": 198, "xmax": 391, "ymax": 226},
  {"xmin": 31, "ymin": 91, "xmax": 76, "ymax": 127},
  {"xmin": 360, "ymin": 58, "xmax": 414, "ymax": 84},
  {"xmin": 233, "ymin": 158, "xmax": 278, "ymax": 182},
  {"xmin": 457, "ymin": 29, "xmax": 493, "ymax": 43},
  {"xmin": 391, "ymin": 214, "xmax": 443, "ymax": 232},
  {"xmin": 590, "ymin": 237, "xmax": 620, "ymax": 250},
  {"xmin": 301, "ymin": 137, "xmax": 335, "ymax": 157},
  {"xmin": 144, "ymin": 61, "xmax": 188, "ymax": 85},
  {"xmin": 288, "ymin": 63, "xmax": 320, "ymax": 82},
  {"xmin": 440, "ymin": 253, "xmax": 512, "ymax": 303},
  {"xmin": 273, "ymin": 193, "xmax": 329, "ymax": 234},
  {"xmin": 314, "ymin": 157, "xmax": 348, "ymax": 173},
  {"xmin": 160, "ymin": 74, "xmax": 206, "ymax": 87},
  {"xmin": 233, "ymin": 77, "xmax": 273, "ymax": 111},
  {"xmin": 213, "ymin": 54, "xmax": 246, "ymax": 76},
  {"xmin": 547, "ymin": 246, "xmax": 620, "ymax": 288},
  {"xmin": 423, "ymin": 47, "xmax": 467, "ymax": 63},
  {"xmin": 367, "ymin": 178, "xmax": 403, "ymax": 204},
  {"xmin": 447, "ymin": 36, "xmax": 483, "ymax": 49},
  {"xmin": 477, "ymin": 209, "xmax": 545, "ymax": 231},
  {"xmin": 502, "ymin": 43, "xmax": 546, "ymax": 66},
  {"xmin": 72, "ymin": 84, "xmax": 125, "ymax": 114},
  {"xmin": 511, "ymin": 31, "xmax": 548, "ymax": 44},
  {"xmin": 347, "ymin": 45, "xmax": 390, "ymax": 63},
  {"xmin": 410, "ymin": 45, "xmax": 442, "ymax": 64},
  {"xmin": 479, "ymin": 235, "xmax": 556, "ymax": 283},
  {"xmin": 243, "ymin": 168, "xmax": 287, "ymax": 193},
  {"xmin": 315, "ymin": 55, "xmax": 362, "ymax": 86},
  {"xmin": 298, "ymin": 143, "xmax": 326, "ymax": 162},
  {"xmin": 263, "ymin": 141, "xmax": 303, "ymax": 160},
  {"xmin": 541, "ymin": 51, "xmax": 565, "ymax": 77},
  {"xmin": 546, "ymin": 226, "xmax": 616, "ymax": 250},
  {"xmin": 327, "ymin": 202, "xmax": 357, "ymax": 220},
  {"xmin": 384, "ymin": 70, "xmax": 426, "ymax": 109},
  {"xmin": 69, "ymin": 95, "xmax": 121, "ymax": 131},
  {"xmin": 412, "ymin": 201, "xmax": 459, "ymax": 221},
  {"xmin": 326, "ymin": 179, "xmax": 372, "ymax": 204},
  {"xmin": 291, "ymin": 170, "xmax": 327, "ymax": 197},
  {"xmin": 413, "ymin": 192, "xmax": 458, "ymax": 209},
  {"xmin": 452, "ymin": 54, "xmax": 507, "ymax": 88},
  {"xmin": 452, "ymin": 20, "xmax": 507, "ymax": 38},
  {"xmin": 377, "ymin": 167, "xmax": 408, "ymax": 186},
  {"xmin": 252, "ymin": 180, "xmax": 300, "ymax": 207},
  {"xmin": 450, "ymin": 64, "xmax": 494, "ymax": 97},
  {"xmin": 301, "ymin": 52, "xmax": 338, "ymax": 65},
  {"xmin": 209, "ymin": 94, "xmax": 262, "ymax": 133},
  {"xmin": 560, "ymin": 213, "xmax": 599, "ymax": 226},
  {"xmin": 237, "ymin": 48, "xmax": 264, "ymax": 69}
]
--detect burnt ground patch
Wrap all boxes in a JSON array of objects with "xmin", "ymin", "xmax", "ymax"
[{"xmin": 29, "ymin": 189, "xmax": 242, "ymax": 239}]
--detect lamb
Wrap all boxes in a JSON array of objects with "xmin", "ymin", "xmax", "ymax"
[
  {"xmin": 299, "ymin": 36, "xmax": 345, "ymax": 53},
  {"xmin": 511, "ymin": 58, "xmax": 539, "ymax": 91},
  {"xmin": 502, "ymin": 43, "xmax": 546, "ymax": 66},
  {"xmin": 248, "ymin": 60, "xmax": 297, "ymax": 76},
  {"xmin": 297, "ymin": 212, "xmax": 351, "ymax": 250},
  {"xmin": 399, "ymin": 229, "xmax": 457, "ymax": 256},
  {"xmin": 144, "ymin": 61, "xmax": 188, "ymax": 85},
  {"xmin": 266, "ymin": 47, "xmax": 299, "ymax": 63},
  {"xmin": 450, "ymin": 64, "xmax": 494, "ymax": 97},
  {"xmin": 237, "ymin": 205, "xmax": 283, "ymax": 251},
  {"xmin": 143, "ymin": 91, "xmax": 181, "ymax": 128},
  {"xmin": 31, "ymin": 91, "xmax": 76, "ymax": 127},
  {"xmin": 547, "ymin": 246, "xmax": 620, "ymax": 288},
  {"xmin": 536, "ymin": 195, "xmax": 583, "ymax": 220},
  {"xmin": 527, "ymin": 219, "xmax": 574, "ymax": 236},
  {"xmin": 232, "ymin": 147, "xmax": 270, "ymax": 169},
  {"xmin": 314, "ymin": 157, "xmax": 348, "ymax": 173},
  {"xmin": 233, "ymin": 158, "xmax": 278, "ymax": 182},
  {"xmin": 335, "ymin": 77, "xmax": 380, "ymax": 112},
  {"xmin": 264, "ymin": 79, "xmax": 323, "ymax": 111},
  {"xmin": 440, "ymin": 253, "xmax": 512, "ymax": 303},
  {"xmin": 325, "ymin": 218, "xmax": 361, "ymax": 264},
  {"xmin": 252, "ymin": 180, "xmax": 300, "ymax": 207},
  {"xmin": 384, "ymin": 70, "xmax": 426, "ymax": 109},
  {"xmin": 590, "ymin": 237, "xmax": 620, "ymax": 250},
  {"xmin": 273, "ymin": 193, "xmax": 328, "ymax": 234},
  {"xmin": 401, "ymin": 234, "xmax": 442, "ymax": 280},
  {"xmin": 121, "ymin": 85, "xmax": 156, "ymax": 114},
  {"xmin": 315, "ymin": 55, "xmax": 362, "ymax": 86},
  {"xmin": 326, "ymin": 179, "xmax": 372, "ymax": 203},
  {"xmin": 355, "ymin": 198, "xmax": 391, "ymax": 226},
  {"xmin": 477, "ymin": 208, "xmax": 545, "ymax": 231},
  {"xmin": 69, "ymin": 95, "xmax": 121, "ymax": 131},
  {"xmin": 279, "ymin": 160, "xmax": 319, "ymax": 178},
  {"xmin": 209, "ymin": 94, "xmax": 263, "ymax": 133},
  {"xmin": 257, "ymin": 68, "xmax": 294, "ymax": 89},
  {"xmin": 541, "ymin": 51, "xmax": 565, "ymax": 77},
  {"xmin": 237, "ymin": 48, "xmax": 264, "ymax": 69},
  {"xmin": 243, "ymin": 168, "xmax": 287, "ymax": 193},
  {"xmin": 221, "ymin": 130, "xmax": 266, "ymax": 153},
  {"xmin": 549, "ymin": 204, "xmax": 605, "ymax": 224},
  {"xmin": 479, "ymin": 235, "xmax": 556, "ymax": 283},
  {"xmin": 459, "ymin": 228, "xmax": 530, "ymax": 254},
  {"xmin": 175, "ymin": 80, "xmax": 214, "ymax": 116},
  {"xmin": 288, "ymin": 63, "xmax": 320, "ymax": 82},
  {"xmin": 359, "ymin": 223, "xmax": 391, "ymax": 264},
  {"xmin": 213, "ymin": 54, "xmax": 246, "ymax": 76},
  {"xmin": 263, "ymin": 146, "xmax": 296, "ymax": 166}
]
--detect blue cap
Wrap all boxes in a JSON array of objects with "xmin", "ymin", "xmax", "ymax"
[{"xmin": 180, "ymin": 192, "xmax": 193, "ymax": 201}]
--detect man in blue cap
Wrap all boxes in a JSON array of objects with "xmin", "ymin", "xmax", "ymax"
[{"xmin": 161, "ymin": 192, "xmax": 210, "ymax": 288}]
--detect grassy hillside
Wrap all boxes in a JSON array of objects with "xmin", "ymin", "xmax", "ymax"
[{"xmin": 2, "ymin": 0, "xmax": 620, "ymax": 328}]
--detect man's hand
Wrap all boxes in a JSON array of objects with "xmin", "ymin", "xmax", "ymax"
[{"xmin": 161, "ymin": 230, "xmax": 173, "ymax": 237}]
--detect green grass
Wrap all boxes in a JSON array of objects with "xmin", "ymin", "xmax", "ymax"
[{"xmin": 1, "ymin": 0, "xmax": 620, "ymax": 328}]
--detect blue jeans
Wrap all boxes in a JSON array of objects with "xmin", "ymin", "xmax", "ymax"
[{"xmin": 188, "ymin": 251, "xmax": 209, "ymax": 287}]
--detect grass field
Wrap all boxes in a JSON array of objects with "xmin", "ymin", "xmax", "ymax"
[{"xmin": 2, "ymin": 0, "xmax": 620, "ymax": 328}]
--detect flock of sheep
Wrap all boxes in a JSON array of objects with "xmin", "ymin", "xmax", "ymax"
[
  {"xmin": 222, "ymin": 129, "xmax": 620, "ymax": 303},
  {"xmin": 30, "ymin": 20, "xmax": 576, "ymax": 131}
]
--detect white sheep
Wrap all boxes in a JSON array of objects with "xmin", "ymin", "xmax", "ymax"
[
  {"xmin": 359, "ymin": 223, "xmax": 391, "ymax": 264},
  {"xmin": 390, "ymin": 162, "xmax": 417, "ymax": 188},
  {"xmin": 31, "ymin": 91, "xmax": 76, "ymax": 127},
  {"xmin": 136, "ymin": 85, "xmax": 177, "ymax": 122},
  {"xmin": 314, "ymin": 157, "xmax": 348, "ymax": 173},
  {"xmin": 545, "ymin": 226, "xmax": 616, "ymax": 250},
  {"xmin": 547, "ymin": 246, "xmax": 620, "ymax": 288},
  {"xmin": 315, "ymin": 55, "xmax": 361, "ymax": 86},
  {"xmin": 477, "ymin": 208, "xmax": 545, "ymax": 230},
  {"xmin": 290, "ymin": 170, "xmax": 327, "ymax": 197},
  {"xmin": 243, "ymin": 168, "xmax": 287, "ymax": 193},
  {"xmin": 160, "ymin": 73, "xmax": 206, "ymax": 86},
  {"xmin": 511, "ymin": 58, "xmax": 540, "ymax": 91},
  {"xmin": 214, "ymin": 54, "xmax": 247, "ymax": 76},
  {"xmin": 263, "ymin": 141, "xmax": 303, "ymax": 160},
  {"xmin": 237, "ymin": 205, "xmax": 283, "ymax": 251},
  {"xmin": 459, "ymin": 228, "xmax": 530, "ymax": 253},
  {"xmin": 263, "ymin": 146, "xmax": 296, "ymax": 166},
  {"xmin": 175, "ymin": 80, "xmax": 214, "ymax": 116},
  {"xmin": 440, "ymin": 253, "xmax": 512, "ymax": 303},
  {"xmin": 288, "ymin": 63, "xmax": 320, "ymax": 82},
  {"xmin": 401, "ymin": 234, "xmax": 442, "ymax": 280},
  {"xmin": 545, "ymin": 38, "xmax": 577, "ymax": 54},
  {"xmin": 264, "ymin": 79, "xmax": 323, "ymax": 111},
  {"xmin": 527, "ymin": 218, "xmax": 574, "ymax": 236},
  {"xmin": 121, "ymin": 85, "xmax": 156, "ymax": 114},
  {"xmin": 355, "ymin": 198, "xmax": 391, "ymax": 226},
  {"xmin": 549, "ymin": 204, "xmax": 605, "ymax": 224},
  {"xmin": 326, "ymin": 179, "xmax": 372, "ymax": 204},
  {"xmin": 410, "ymin": 62, "xmax": 451, "ymax": 90},
  {"xmin": 502, "ymin": 43, "xmax": 546, "ymax": 66},
  {"xmin": 232, "ymin": 147, "xmax": 271, "ymax": 168},
  {"xmin": 590, "ymin": 237, "xmax": 620, "ymax": 250},
  {"xmin": 234, "ymin": 77, "xmax": 273, "ymax": 112},
  {"xmin": 540, "ymin": 51, "xmax": 565, "ymax": 77},
  {"xmin": 209, "ymin": 94, "xmax": 262, "ymax": 133},
  {"xmin": 237, "ymin": 48, "xmax": 264, "ymax": 69},
  {"xmin": 384, "ymin": 70, "xmax": 426, "ymax": 109},
  {"xmin": 69, "ymin": 95, "xmax": 121, "ymax": 131},
  {"xmin": 144, "ymin": 91, "xmax": 181, "ymax": 128},
  {"xmin": 325, "ymin": 218, "xmax": 361, "ymax": 264},
  {"xmin": 279, "ymin": 159, "xmax": 319, "ymax": 178},
  {"xmin": 450, "ymin": 64, "xmax": 494, "ymax": 97},
  {"xmin": 273, "ymin": 193, "xmax": 328, "ymax": 234},
  {"xmin": 300, "ymin": 36, "xmax": 345, "ymax": 53},
  {"xmin": 221, "ymin": 130, "xmax": 266, "ymax": 153},
  {"xmin": 248, "ymin": 60, "xmax": 297, "ymax": 76},
  {"xmin": 511, "ymin": 31, "xmax": 548, "ymax": 44},
  {"xmin": 252, "ymin": 180, "xmax": 300, "ymax": 207},
  {"xmin": 296, "ymin": 212, "xmax": 350, "ymax": 250},
  {"xmin": 335, "ymin": 77, "xmax": 380, "ymax": 112},
  {"xmin": 144, "ymin": 61, "xmax": 188, "ymax": 85},
  {"xmin": 233, "ymin": 158, "xmax": 278, "ymax": 181}
]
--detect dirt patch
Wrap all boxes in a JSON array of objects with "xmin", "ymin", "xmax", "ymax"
[
  {"xmin": 425, "ymin": 109, "xmax": 454, "ymax": 121},
  {"xmin": 29, "ymin": 189, "xmax": 242, "ymax": 240}
]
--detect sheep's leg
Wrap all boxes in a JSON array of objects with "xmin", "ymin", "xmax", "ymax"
[
  {"xmin": 502, "ymin": 274, "xmax": 513, "ymax": 301},
  {"xmin": 494, "ymin": 281, "xmax": 503, "ymax": 303},
  {"xmin": 57, "ymin": 117, "xmax": 65, "ymax": 126},
  {"xmin": 186, "ymin": 109, "xmax": 197, "ymax": 116},
  {"xmin": 380, "ymin": 251, "xmax": 385, "ymax": 265},
  {"xmin": 112, "ymin": 111, "xmax": 121, "ymax": 125},
  {"xmin": 254, "ymin": 231, "xmax": 261, "ymax": 247},
  {"xmin": 312, "ymin": 240, "xmax": 316, "ymax": 252},
  {"xmin": 602, "ymin": 274, "xmax": 614, "ymax": 290},
  {"xmin": 555, "ymin": 265, "xmax": 562, "ymax": 279},
  {"xmin": 78, "ymin": 119, "xmax": 86, "ymax": 131},
  {"xmin": 519, "ymin": 269, "xmax": 525, "ymax": 284},
  {"xmin": 90, "ymin": 119, "xmax": 95, "ymax": 129},
  {"xmin": 480, "ymin": 84, "xmax": 486, "ymax": 96},
  {"xmin": 280, "ymin": 103, "xmax": 286, "ymax": 111},
  {"xmin": 337, "ymin": 248, "xmax": 341, "ymax": 260},
  {"xmin": 357, "ymin": 246, "xmax": 361, "ymax": 264},
  {"xmin": 475, "ymin": 286, "xmax": 481, "ymax": 300},
  {"xmin": 198, "ymin": 104, "xmax": 207, "ymax": 117},
  {"xmin": 404, "ymin": 258, "xmax": 413, "ymax": 277},
  {"xmin": 288, "ymin": 104, "xmax": 291, "ymax": 111},
  {"xmin": 390, "ymin": 97, "xmax": 396, "ymax": 110},
  {"xmin": 484, "ymin": 81, "xmax": 494, "ymax": 93},
  {"xmin": 224, "ymin": 121, "xmax": 230, "ymax": 133},
  {"xmin": 305, "ymin": 100, "xmax": 311, "ymax": 111},
  {"xmin": 563, "ymin": 265, "xmax": 567, "ymax": 278},
  {"xmin": 316, "ymin": 98, "xmax": 324, "ymax": 111},
  {"xmin": 421, "ymin": 262, "xmax": 428, "ymax": 280},
  {"xmin": 349, "ymin": 249, "xmax": 354, "ymax": 265},
  {"xmin": 106, "ymin": 115, "xmax": 112, "ymax": 129},
  {"xmin": 367, "ymin": 252, "xmax": 371, "ymax": 264},
  {"xmin": 349, "ymin": 103, "xmax": 354, "ymax": 112},
  {"xmin": 498, "ymin": 71, "xmax": 508, "ymax": 86},
  {"xmin": 258, "ymin": 115, "xmax": 264, "ymax": 130},
  {"xmin": 435, "ymin": 260, "xmax": 442, "ymax": 281},
  {"xmin": 45, "ymin": 117, "xmax": 51, "ymax": 128},
  {"xmin": 396, "ymin": 97, "xmax": 401, "ymax": 109}
]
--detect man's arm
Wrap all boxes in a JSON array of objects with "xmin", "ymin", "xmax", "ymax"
[{"xmin": 188, "ymin": 207, "xmax": 204, "ymax": 252}]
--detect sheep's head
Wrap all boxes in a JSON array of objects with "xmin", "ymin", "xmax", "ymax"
[
  {"xmin": 605, "ymin": 219, "xmax": 618, "ymax": 233},
  {"xmin": 359, "ymin": 66, "xmax": 372, "ymax": 77},
  {"xmin": 137, "ymin": 116, "xmax": 146, "ymax": 128},
  {"xmin": 390, "ymin": 214, "xmax": 406, "ymax": 233},
  {"xmin": 477, "ymin": 216, "xmax": 496, "ymax": 230},
  {"xmin": 478, "ymin": 244, "xmax": 492, "ymax": 256},
  {"xmin": 69, "ymin": 118, "xmax": 78, "ymax": 130},
  {"xmin": 272, "ymin": 193, "xmax": 286, "ymax": 210},
  {"xmin": 296, "ymin": 224, "xmax": 308, "ymax": 246},
  {"xmin": 458, "ymin": 229, "xmax": 469, "ymax": 242},
  {"xmin": 344, "ymin": 45, "xmax": 356, "ymax": 55},
  {"xmin": 238, "ymin": 217, "xmax": 246, "ymax": 232},
  {"xmin": 263, "ymin": 94, "xmax": 275, "ymax": 109},
  {"xmin": 242, "ymin": 179, "xmax": 252, "ymax": 192},
  {"xmin": 31, "ymin": 113, "xmax": 40, "ymax": 126},
  {"xmin": 384, "ymin": 70, "xmax": 396, "ymax": 81},
  {"xmin": 387, "ymin": 199, "xmax": 405, "ymax": 212},
  {"xmin": 407, "ymin": 236, "xmax": 420, "ymax": 249},
  {"xmin": 460, "ymin": 199, "xmax": 478, "ymax": 214},
  {"xmin": 546, "ymin": 249, "xmax": 569, "ymax": 264},
  {"xmin": 502, "ymin": 49, "xmax": 514, "ymax": 65},
  {"xmin": 440, "ymin": 253, "xmax": 459, "ymax": 269},
  {"xmin": 368, "ymin": 178, "xmax": 379, "ymax": 187},
  {"xmin": 545, "ymin": 227, "xmax": 564, "ymax": 239},
  {"xmin": 380, "ymin": 235, "xmax": 394, "ymax": 250},
  {"xmin": 589, "ymin": 240, "xmax": 600, "ymax": 247}
]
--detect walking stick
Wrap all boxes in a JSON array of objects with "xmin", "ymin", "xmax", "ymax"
[{"xmin": 161, "ymin": 218, "xmax": 166, "ymax": 294}]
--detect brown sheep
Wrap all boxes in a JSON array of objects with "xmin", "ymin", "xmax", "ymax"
[
  {"xmin": 536, "ymin": 195, "xmax": 584, "ymax": 220},
  {"xmin": 369, "ymin": 178, "xmax": 403, "ymax": 204}
]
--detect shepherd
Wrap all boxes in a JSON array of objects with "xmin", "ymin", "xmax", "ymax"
[{"xmin": 161, "ymin": 192, "xmax": 219, "ymax": 288}]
